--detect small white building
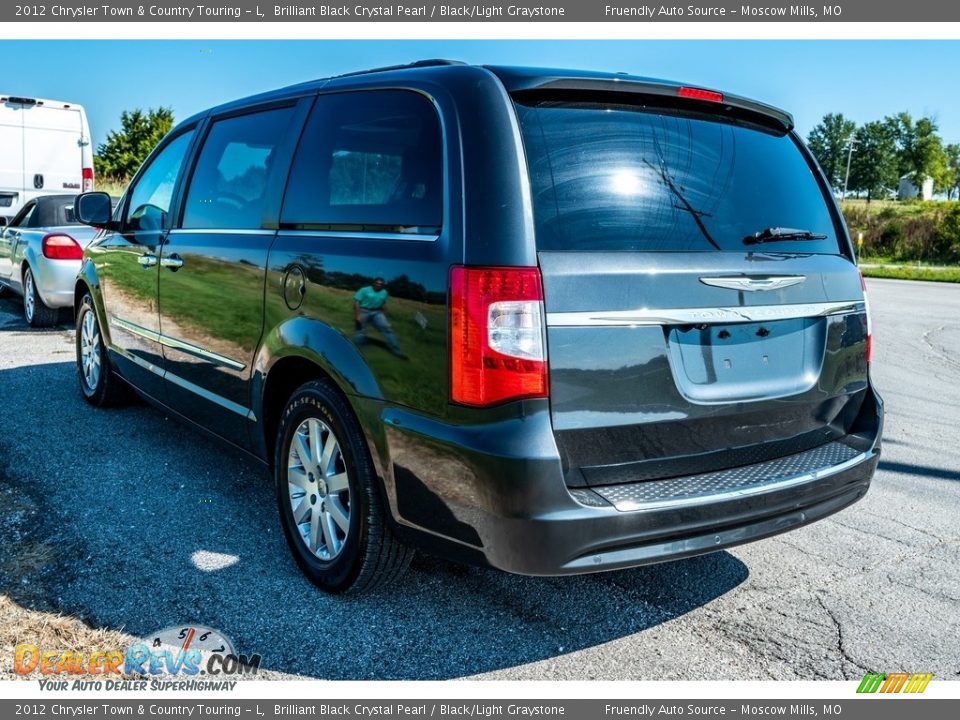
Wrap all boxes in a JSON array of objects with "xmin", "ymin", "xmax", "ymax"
[{"xmin": 898, "ymin": 173, "xmax": 934, "ymax": 201}]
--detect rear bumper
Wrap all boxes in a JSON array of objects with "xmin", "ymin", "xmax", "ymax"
[
  {"xmin": 382, "ymin": 387, "xmax": 883, "ymax": 576},
  {"xmin": 31, "ymin": 257, "xmax": 80, "ymax": 308}
]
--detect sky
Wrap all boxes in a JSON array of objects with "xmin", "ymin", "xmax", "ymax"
[{"xmin": 5, "ymin": 40, "xmax": 960, "ymax": 149}]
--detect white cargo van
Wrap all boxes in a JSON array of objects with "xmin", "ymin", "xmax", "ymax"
[{"xmin": 0, "ymin": 95, "xmax": 94, "ymax": 223}]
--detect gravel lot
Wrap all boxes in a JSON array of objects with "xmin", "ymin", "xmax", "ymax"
[{"xmin": 0, "ymin": 278, "xmax": 958, "ymax": 681}]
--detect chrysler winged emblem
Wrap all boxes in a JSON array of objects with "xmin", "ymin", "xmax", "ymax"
[{"xmin": 699, "ymin": 275, "xmax": 806, "ymax": 292}]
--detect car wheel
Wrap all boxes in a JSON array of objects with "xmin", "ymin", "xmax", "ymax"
[
  {"xmin": 275, "ymin": 380, "xmax": 413, "ymax": 594},
  {"xmin": 76, "ymin": 293, "xmax": 128, "ymax": 406},
  {"xmin": 23, "ymin": 266, "xmax": 59, "ymax": 327}
]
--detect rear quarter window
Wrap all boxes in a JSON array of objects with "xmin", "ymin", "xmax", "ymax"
[
  {"xmin": 281, "ymin": 90, "xmax": 442, "ymax": 233},
  {"xmin": 516, "ymin": 99, "xmax": 843, "ymax": 254}
]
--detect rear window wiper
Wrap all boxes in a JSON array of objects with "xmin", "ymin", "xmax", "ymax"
[{"xmin": 743, "ymin": 227, "xmax": 828, "ymax": 245}]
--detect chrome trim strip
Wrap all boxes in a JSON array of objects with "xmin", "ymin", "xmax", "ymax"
[
  {"xmin": 110, "ymin": 317, "xmax": 245, "ymax": 371},
  {"xmin": 163, "ymin": 369, "xmax": 256, "ymax": 421},
  {"xmin": 160, "ymin": 335, "xmax": 246, "ymax": 372},
  {"xmin": 118, "ymin": 349, "xmax": 165, "ymax": 378},
  {"xmin": 605, "ymin": 450, "xmax": 873, "ymax": 513},
  {"xmin": 111, "ymin": 316, "xmax": 161, "ymax": 343},
  {"xmin": 168, "ymin": 229, "xmax": 275, "ymax": 236},
  {"xmin": 279, "ymin": 229, "xmax": 439, "ymax": 243},
  {"xmin": 547, "ymin": 301, "xmax": 865, "ymax": 327},
  {"xmin": 699, "ymin": 275, "xmax": 806, "ymax": 292}
]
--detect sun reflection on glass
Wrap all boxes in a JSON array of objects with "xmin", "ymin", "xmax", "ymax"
[{"xmin": 609, "ymin": 169, "xmax": 647, "ymax": 196}]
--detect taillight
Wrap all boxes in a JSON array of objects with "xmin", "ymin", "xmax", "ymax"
[
  {"xmin": 450, "ymin": 266, "xmax": 548, "ymax": 407},
  {"xmin": 859, "ymin": 269, "xmax": 872, "ymax": 363},
  {"xmin": 42, "ymin": 234, "xmax": 83, "ymax": 260},
  {"xmin": 82, "ymin": 167, "xmax": 94, "ymax": 192},
  {"xmin": 678, "ymin": 86, "xmax": 724, "ymax": 103}
]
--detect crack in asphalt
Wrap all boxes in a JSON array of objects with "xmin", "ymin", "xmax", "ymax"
[
  {"xmin": 883, "ymin": 571, "xmax": 960, "ymax": 605},
  {"xmin": 711, "ymin": 612, "xmax": 836, "ymax": 681},
  {"xmin": 815, "ymin": 594, "xmax": 869, "ymax": 679},
  {"xmin": 921, "ymin": 325, "xmax": 960, "ymax": 370},
  {"xmin": 861, "ymin": 510, "xmax": 949, "ymax": 543},
  {"xmin": 826, "ymin": 516, "xmax": 917, "ymax": 550}
]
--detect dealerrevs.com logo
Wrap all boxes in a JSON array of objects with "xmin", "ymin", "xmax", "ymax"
[
  {"xmin": 857, "ymin": 672, "xmax": 934, "ymax": 694},
  {"xmin": 15, "ymin": 626, "xmax": 262, "ymax": 691}
]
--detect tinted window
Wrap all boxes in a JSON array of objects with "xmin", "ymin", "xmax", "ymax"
[
  {"xmin": 182, "ymin": 107, "xmax": 295, "ymax": 230},
  {"xmin": 516, "ymin": 100, "xmax": 842, "ymax": 254},
  {"xmin": 125, "ymin": 130, "xmax": 195, "ymax": 232},
  {"xmin": 282, "ymin": 91, "xmax": 442, "ymax": 232}
]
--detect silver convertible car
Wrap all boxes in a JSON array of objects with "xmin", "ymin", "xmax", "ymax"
[{"xmin": 0, "ymin": 194, "xmax": 102, "ymax": 327}]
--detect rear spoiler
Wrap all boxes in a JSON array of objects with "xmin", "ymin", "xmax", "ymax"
[{"xmin": 501, "ymin": 75, "xmax": 794, "ymax": 132}]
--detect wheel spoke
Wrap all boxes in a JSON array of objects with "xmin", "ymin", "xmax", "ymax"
[
  {"xmin": 291, "ymin": 495, "xmax": 311, "ymax": 525},
  {"xmin": 322, "ymin": 510, "xmax": 340, "ymax": 555},
  {"xmin": 293, "ymin": 431, "xmax": 314, "ymax": 472},
  {"xmin": 320, "ymin": 433, "xmax": 338, "ymax": 476},
  {"xmin": 309, "ymin": 508, "xmax": 324, "ymax": 553},
  {"xmin": 287, "ymin": 467, "xmax": 312, "ymax": 493},
  {"xmin": 327, "ymin": 497, "xmax": 350, "ymax": 533},
  {"xmin": 309, "ymin": 419, "xmax": 323, "ymax": 467},
  {"xmin": 326, "ymin": 472, "xmax": 349, "ymax": 494}
]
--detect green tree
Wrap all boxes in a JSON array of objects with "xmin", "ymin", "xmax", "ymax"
[
  {"xmin": 848, "ymin": 121, "xmax": 898, "ymax": 202},
  {"xmin": 886, "ymin": 112, "xmax": 948, "ymax": 195},
  {"xmin": 807, "ymin": 113, "xmax": 857, "ymax": 189},
  {"xmin": 943, "ymin": 144, "xmax": 960, "ymax": 200},
  {"xmin": 94, "ymin": 107, "xmax": 174, "ymax": 181}
]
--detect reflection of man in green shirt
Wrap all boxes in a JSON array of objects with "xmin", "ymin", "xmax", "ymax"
[{"xmin": 353, "ymin": 277, "xmax": 403, "ymax": 356}]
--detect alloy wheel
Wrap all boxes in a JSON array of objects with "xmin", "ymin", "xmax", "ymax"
[
  {"xmin": 79, "ymin": 309, "xmax": 102, "ymax": 391},
  {"xmin": 286, "ymin": 417, "xmax": 352, "ymax": 561},
  {"xmin": 24, "ymin": 269, "xmax": 35, "ymax": 323}
]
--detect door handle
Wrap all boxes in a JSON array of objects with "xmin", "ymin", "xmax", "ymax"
[
  {"xmin": 161, "ymin": 254, "xmax": 184, "ymax": 271},
  {"xmin": 138, "ymin": 254, "xmax": 158, "ymax": 268}
]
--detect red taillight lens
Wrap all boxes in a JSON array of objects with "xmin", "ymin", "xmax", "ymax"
[
  {"xmin": 42, "ymin": 234, "xmax": 83, "ymax": 260},
  {"xmin": 82, "ymin": 167, "xmax": 94, "ymax": 192},
  {"xmin": 678, "ymin": 86, "xmax": 724, "ymax": 103},
  {"xmin": 450, "ymin": 266, "xmax": 548, "ymax": 407},
  {"xmin": 859, "ymin": 269, "xmax": 872, "ymax": 363}
]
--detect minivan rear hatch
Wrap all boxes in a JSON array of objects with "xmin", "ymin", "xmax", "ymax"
[{"xmin": 510, "ymin": 83, "xmax": 871, "ymax": 487}]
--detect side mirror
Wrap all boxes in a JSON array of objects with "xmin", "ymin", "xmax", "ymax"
[{"xmin": 76, "ymin": 192, "xmax": 117, "ymax": 229}]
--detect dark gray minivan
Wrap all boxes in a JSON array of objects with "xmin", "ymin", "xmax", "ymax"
[{"xmin": 73, "ymin": 61, "xmax": 882, "ymax": 593}]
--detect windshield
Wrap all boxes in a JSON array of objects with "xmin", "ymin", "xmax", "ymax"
[{"xmin": 515, "ymin": 99, "xmax": 843, "ymax": 254}]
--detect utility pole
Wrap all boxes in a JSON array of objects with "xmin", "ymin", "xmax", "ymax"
[{"xmin": 842, "ymin": 136, "xmax": 859, "ymax": 201}]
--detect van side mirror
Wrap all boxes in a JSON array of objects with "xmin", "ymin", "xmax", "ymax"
[{"xmin": 76, "ymin": 192, "xmax": 117, "ymax": 229}]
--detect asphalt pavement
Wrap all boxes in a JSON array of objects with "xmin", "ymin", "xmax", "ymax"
[{"xmin": 0, "ymin": 278, "xmax": 957, "ymax": 681}]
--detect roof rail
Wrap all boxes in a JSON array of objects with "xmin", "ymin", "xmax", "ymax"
[{"xmin": 332, "ymin": 59, "xmax": 465, "ymax": 79}]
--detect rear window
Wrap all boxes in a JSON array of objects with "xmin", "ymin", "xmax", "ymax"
[
  {"xmin": 29, "ymin": 198, "xmax": 79, "ymax": 227},
  {"xmin": 515, "ymin": 99, "xmax": 842, "ymax": 254}
]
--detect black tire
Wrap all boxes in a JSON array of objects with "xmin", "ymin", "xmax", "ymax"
[
  {"xmin": 23, "ymin": 266, "xmax": 59, "ymax": 328},
  {"xmin": 275, "ymin": 380, "xmax": 413, "ymax": 594},
  {"xmin": 76, "ymin": 293, "xmax": 129, "ymax": 407}
]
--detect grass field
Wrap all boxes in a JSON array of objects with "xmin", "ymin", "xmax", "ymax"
[{"xmin": 860, "ymin": 264, "xmax": 960, "ymax": 283}]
